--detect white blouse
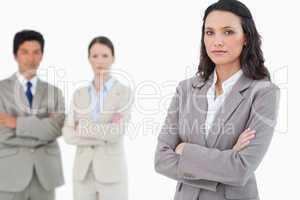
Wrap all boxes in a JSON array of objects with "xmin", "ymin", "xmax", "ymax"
[{"xmin": 205, "ymin": 69, "xmax": 243, "ymax": 138}]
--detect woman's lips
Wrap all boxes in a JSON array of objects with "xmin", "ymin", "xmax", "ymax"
[
  {"xmin": 212, "ymin": 50, "xmax": 227, "ymax": 52},
  {"xmin": 211, "ymin": 50, "xmax": 227, "ymax": 56}
]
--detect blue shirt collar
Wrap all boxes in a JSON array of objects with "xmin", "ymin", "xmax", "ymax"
[{"xmin": 89, "ymin": 77, "xmax": 116, "ymax": 94}]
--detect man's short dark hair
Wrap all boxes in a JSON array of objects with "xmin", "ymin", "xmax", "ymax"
[{"xmin": 13, "ymin": 30, "xmax": 45, "ymax": 55}]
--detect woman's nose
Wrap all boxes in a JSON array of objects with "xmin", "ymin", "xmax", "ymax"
[
  {"xmin": 214, "ymin": 39, "xmax": 224, "ymax": 47},
  {"xmin": 213, "ymin": 35, "xmax": 225, "ymax": 47}
]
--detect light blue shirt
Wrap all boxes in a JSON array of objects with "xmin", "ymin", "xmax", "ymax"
[{"xmin": 89, "ymin": 77, "xmax": 116, "ymax": 121}]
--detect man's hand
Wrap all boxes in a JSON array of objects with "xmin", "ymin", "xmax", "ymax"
[
  {"xmin": 0, "ymin": 112, "xmax": 17, "ymax": 129},
  {"xmin": 175, "ymin": 142, "xmax": 186, "ymax": 155}
]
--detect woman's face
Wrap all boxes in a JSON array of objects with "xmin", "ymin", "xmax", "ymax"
[
  {"xmin": 204, "ymin": 10, "xmax": 246, "ymax": 66},
  {"xmin": 89, "ymin": 43, "xmax": 114, "ymax": 76}
]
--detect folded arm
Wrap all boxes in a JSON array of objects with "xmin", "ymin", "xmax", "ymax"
[
  {"xmin": 0, "ymin": 98, "xmax": 49, "ymax": 147},
  {"xmin": 177, "ymin": 86, "xmax": 280, "ymax": 187},
  {"xmin": 64, "ymin": 88, "xmax": 133, "ymax": 146},
  {"xmin": 154, "ymin": 85, "xmax": 219, "ymax": 191},
  {"xmin": 16, "ymin": 89, "xmax": 65, "ymax": 141}
]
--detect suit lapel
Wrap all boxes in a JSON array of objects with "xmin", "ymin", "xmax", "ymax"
[
  {"xmin": 73, "ymin": 87, "xmax": 92, "ymax": 120},
  {"xmin": 32, "ymin": 79, "xmax": 47, "ymax": 111},
  {"xmin": 206, "ymin": 75, "xmax": 253, "ymax": 147},
  {"xmin": 190, "ymin": 76, "xmax": 212, "ymax": 146},
  {"xmin": 9, "ymin": 74, "xmax": 30, "ymax": 113},
  {"xmin": 102, "ymin": 82, "xmax": 119, "ymax": 111},
  {"xmin": 98, "ymin": 81, "xmax": 120, "ymax": 122},
  {"xmin": 9, "ymin": 74, "xmax": 47, "ymax": 113},
  {"xmin": 78, "ymin": 81, "xmax": 121, "ymax": 122}
]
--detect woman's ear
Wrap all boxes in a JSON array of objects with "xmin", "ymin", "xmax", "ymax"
[{"xmin": 243, "ymin": 36, "xmax": 247, "ymax": 46}]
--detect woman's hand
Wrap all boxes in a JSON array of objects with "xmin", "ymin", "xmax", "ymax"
[
  {"xmin": 175, "ymin": 143, "xmax": 186, "ymax": 155},
  {"xmin": 110, "ymin": 113, "xmax": 122, "ymax": 123},
  {"xmin": 233, "ymin": 128, "xmax": 256, "ymax": 152}
]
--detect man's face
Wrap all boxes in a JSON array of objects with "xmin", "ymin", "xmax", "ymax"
[{"xmin": 15, "ymin": 40, "xmax": 43, "ymax": 78}]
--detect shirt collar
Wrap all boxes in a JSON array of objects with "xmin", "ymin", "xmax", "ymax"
[
  {"xmin": 16, "ymin": 72, "xmax": 38, "ymax": 85},
  {"xmin": 212, "ymin": 69, "xmax": 243, "ymax": 92},
  {"xmin": 16, "ymin": 72, "xmax": 38, "ymax": 93},
  {"xmin": 89, "ymin": 77, "xmax": 116, "ymax": 94}
]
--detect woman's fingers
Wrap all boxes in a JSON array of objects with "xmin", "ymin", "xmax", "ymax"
[
  {"xmin": 239, "ymin": 130, "xmax": 256, "ymax": 144},
  {"xmin": 240, "ymin": 132, "xmax": 256, "ymax": 143},
  {"xmin": 239, "ymin": 130, "xmax": 256, "ymax": 140},
  {"xmin": 233, "ymin": 129, "xmax": 256, "ymax": 151},
  {"xmin": 237, "ymin": 129, "xmax": 251, "ymax": 139},
  {"xmin": 236, "ymin": 140, "xmax": 250, "ymax": 151},
  {"xmin": 241, "ymin": 128, "xmax": 254, "ymax": 135},
  {"xmin": 234, "ymin": 141, "xmax": 249, "ymax": 151},
  {"xmin": 111, "ymin": 113, "xmax": 122, "ymax": 123}
]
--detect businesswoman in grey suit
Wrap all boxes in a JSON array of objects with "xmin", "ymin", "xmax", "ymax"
[
  {"xmin": 155, "ymin": 0, "xmax": 280, "ymax": 199},
  {"xmin": 63, "ymin": 36, "xmax": 133, "ymax": 200}
]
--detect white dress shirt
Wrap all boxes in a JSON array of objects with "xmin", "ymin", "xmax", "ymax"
[
  {"xmin": 16, "ymin": 72, "xmax": 38, "ymax": 95},
  {"xmin": 205, "ymin": 69, "xmax": 243, "ymax": 138}
]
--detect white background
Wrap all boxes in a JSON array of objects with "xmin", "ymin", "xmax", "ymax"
[{"xmin": 0, "ymin": 0, "xmax": 298, "ymax": 199}]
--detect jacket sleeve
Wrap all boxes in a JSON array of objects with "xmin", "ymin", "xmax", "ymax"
[
  {"xmin": 15, "ymin": 88, "xmax": 65, "ymax": 141},
  {"xmin": 64, "ymin": 88, "xmax": 133, "ymax": 146},
  {"xmin": 0, "ymin": 97, "xmax": 48, "ymax": 147},
  {"xmin": 154, "ymin": 84, "xmax": 219, "ymax": 192},
  {"xmin": 63, "ymin": 96, "xmax": 109, "ymax": 147},
  {"xmin": 177, "ymin": 85, "xmax": 280, "ymax": 187}
]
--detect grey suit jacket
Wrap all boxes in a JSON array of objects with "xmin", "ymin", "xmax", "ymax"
[
  {"xmin": 63, "ymin": 80, "xmax": 133, "ymax": 183},
  {"xmin": 155, "ymin": 74, "xmax": 280, "ymax": 200},
  {"xmin": 0, "ymin": 73, "xmax": 65, "ymax": 192}
]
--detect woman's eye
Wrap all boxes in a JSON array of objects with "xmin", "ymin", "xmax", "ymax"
[
  {"xmin": 102, "ymin": 54, "xmax": 109, "ymax": 58},
  {"xmin": 206, "ymin": 31, "xmax": 214, "ymax": 35},
  {"xmin": 224, "ymin": 30, "xmax": 234, "ymax": 35},
  {"xmin": 92, "ymin": 55, "xmax": 98, "ymax": 58}
]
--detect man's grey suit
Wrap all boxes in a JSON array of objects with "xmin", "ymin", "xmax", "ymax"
[
  {"xmin": 0, "ymin": 74, "xmax": 65, "ymax": 199},
  {"xmin": 155, "ymin": 74, "xmax": 280, "ymax": 200}
]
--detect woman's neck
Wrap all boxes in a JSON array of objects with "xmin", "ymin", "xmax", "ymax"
[
  {"xmin": 215, "ymin": 62, "xmax": 241, "ymax": 84},
  {"xmin": 93, "ymin": 73, "xmax": 111, "ymax": 92}
]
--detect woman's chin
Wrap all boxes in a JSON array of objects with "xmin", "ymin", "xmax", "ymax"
[
  {"xmin": 210, "ymin": 58, "xmax": 233, "ymax": 66},
  {"xmin": 94, "ymin": 70, "xmax": 109, "ymax": 76}
]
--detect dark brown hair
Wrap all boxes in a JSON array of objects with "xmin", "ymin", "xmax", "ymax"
[
  {"xmin": 88, "ymin": 36, "xmax": 115, "ymax": 57},
  {"xmin": 197, "ymin": 0, "xmax": 270, "ymax": 81}
]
